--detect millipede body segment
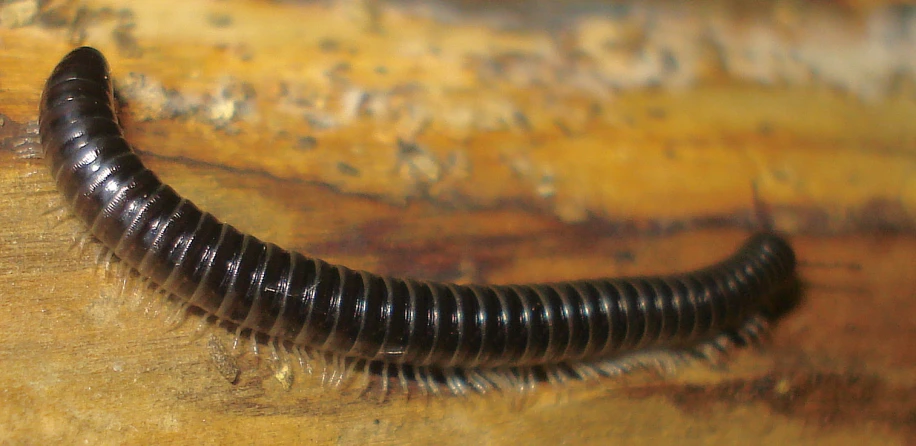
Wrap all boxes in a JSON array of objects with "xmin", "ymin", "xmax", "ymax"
[{"xmin": 38, "ymin": 47, "xmax": 796, "ymax": 383}]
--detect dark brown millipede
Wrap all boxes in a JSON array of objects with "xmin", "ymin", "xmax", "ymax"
[{"xmin": 37, "ymin": 46, "xmax": 797, "ymax": 395}]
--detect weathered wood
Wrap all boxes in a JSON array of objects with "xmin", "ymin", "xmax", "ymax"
[{"xmin": 1, "ymin": 0, "xmax": 914, "ymax": 444}]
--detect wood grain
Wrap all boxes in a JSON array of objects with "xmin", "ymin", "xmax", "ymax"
[{"xmin": 1, "ymin": 0, "xmax": 915, "ymax": 444}]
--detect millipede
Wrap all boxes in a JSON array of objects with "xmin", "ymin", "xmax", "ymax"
[{"xmin": 36, "ymin": 46, "xmax": 797, "ymax": 397}]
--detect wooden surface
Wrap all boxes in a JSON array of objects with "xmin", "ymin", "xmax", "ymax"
[{"xmin": 1, "ymin": 0, "xmax": 915, "ymax": 444}]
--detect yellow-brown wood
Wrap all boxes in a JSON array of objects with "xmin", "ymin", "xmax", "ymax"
[{"xmin": 1, "ymin": 0, "xmax": 915, "ymax": 444}]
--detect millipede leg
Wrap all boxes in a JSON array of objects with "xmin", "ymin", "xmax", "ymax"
[{"xmin": 377, "ymin": 365, "xmax": 390, "ymax": 402}]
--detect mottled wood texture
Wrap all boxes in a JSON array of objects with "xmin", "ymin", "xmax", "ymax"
[{"xmin": 1, "ymin": 0, "xmax": 915, "ymax": 444}]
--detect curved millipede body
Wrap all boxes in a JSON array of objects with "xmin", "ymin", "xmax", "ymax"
[{"xmin": 38, "ymin": 47, "xmax": 797, "ymax": 390}]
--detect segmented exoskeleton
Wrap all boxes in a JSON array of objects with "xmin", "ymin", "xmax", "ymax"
[{"xmin": 38, "ymin": 47, "xmax": 797, "ymax": 394}]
